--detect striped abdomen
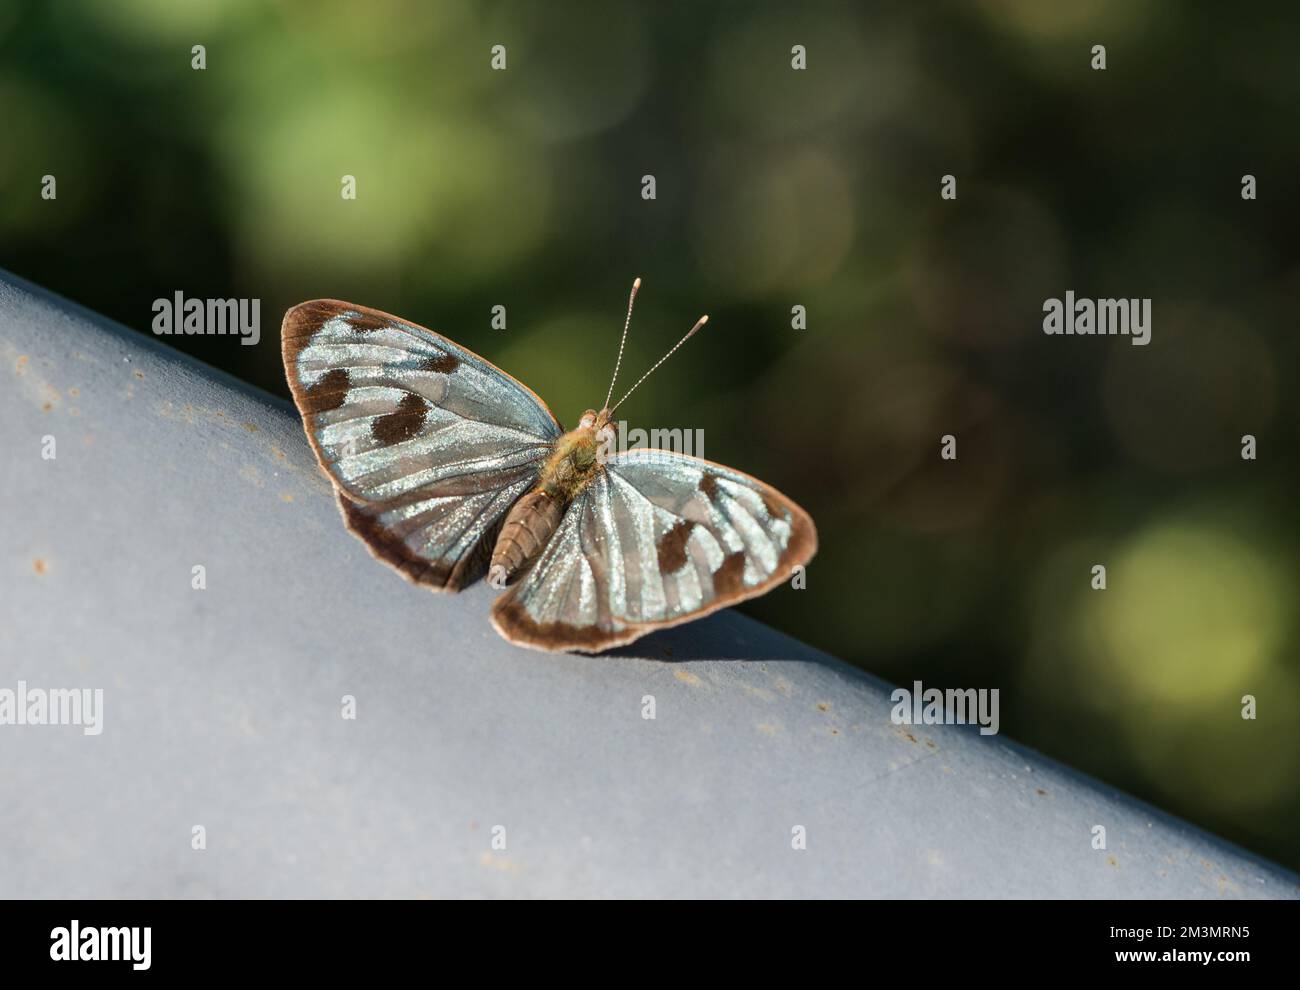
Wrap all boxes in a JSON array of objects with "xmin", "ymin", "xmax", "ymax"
[{"xmin": 488, "ymin": 489, "xmax": 566, "ymax": 588}]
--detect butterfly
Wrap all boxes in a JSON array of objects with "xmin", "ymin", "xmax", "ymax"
[{"xmin": 280, "ymin": 279, "xmax": 817, "ymax": 653}]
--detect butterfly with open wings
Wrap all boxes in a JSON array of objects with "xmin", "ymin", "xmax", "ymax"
[{"xmin": 280, "ymin": 279, "xmax": 817, "ymax": 653}]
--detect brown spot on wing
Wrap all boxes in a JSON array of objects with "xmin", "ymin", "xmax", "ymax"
[
  {"xmin": 656, "ymin": 520, "xmax": 694, "ymax": 574},
  {"xmin": 698, "ymin": 472, "xmax": 719, "ymax": 500},
  {"xmin": 422, "ymin": 352, "xmax": 460, "ymax": 373},
  {"xmin": 713, "ymin": 551, "xmax": 747, "ymax": 597},
  {"xmin": 302, "ymin": 367, "xmax": 351, "ymax": 415},
  {"xmin": 759, "ymin": 489, "xmax": 785, "ymax": 519},
  {"xmin": 371, "ymin": 392, "xmax": 427, "ymax": 445},
  {"xmin": 348, "ymin": 312, "xmax": 388, "ymax": 332}
]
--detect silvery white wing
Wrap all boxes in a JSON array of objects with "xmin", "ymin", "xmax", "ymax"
[
  {"xmin": 282, "ymin": 300, "xmax": 561, "ymax": 590},
  {"xmin": 491, "ymin": 448, "xmax": 817, "ymax": 652}
]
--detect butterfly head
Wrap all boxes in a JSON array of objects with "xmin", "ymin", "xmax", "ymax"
[{"xmin": 579, "ymin": 408, "xmax": 618, "ymax": 446}]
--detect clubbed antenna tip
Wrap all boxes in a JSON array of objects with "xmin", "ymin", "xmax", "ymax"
[{"xmin": 609, "ymin": 313, "xmax": 709, "ymax": 414}]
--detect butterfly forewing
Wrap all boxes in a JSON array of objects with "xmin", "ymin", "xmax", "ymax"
[
  {"xmin": 491, "ymin": 449, "xmax": 817, "ymax": 652},
  {"xmin": 282, "ymin": 300, "xmax": 561, "ymax": 591}
]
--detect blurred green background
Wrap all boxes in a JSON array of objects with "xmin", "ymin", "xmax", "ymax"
[{"xmin": 3, "ymin": 0, "xmax": 1298, "ymax": 874}]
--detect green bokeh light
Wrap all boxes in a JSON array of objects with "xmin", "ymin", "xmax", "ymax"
[{"xmin": 1080, "ymin": 520, "xmax": 1288, "ymax": 706}]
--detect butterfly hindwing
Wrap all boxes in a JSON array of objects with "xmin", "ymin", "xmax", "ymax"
[
  {"xmin": 282, "ymin": 300, "xmax": 562, "ymax": 591},
  {"xmin": 490, "ymin": 449, "xmax": 817, "ymax": 652}
]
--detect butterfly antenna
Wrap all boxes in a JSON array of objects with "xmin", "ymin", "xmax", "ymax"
[
  {"xmin": 608, "ymin": 313, "xmax": 709, "ymax": 414},
  {"xmin": 603, "ymin": 277, "xmax": 641, "ymax": 410}
]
